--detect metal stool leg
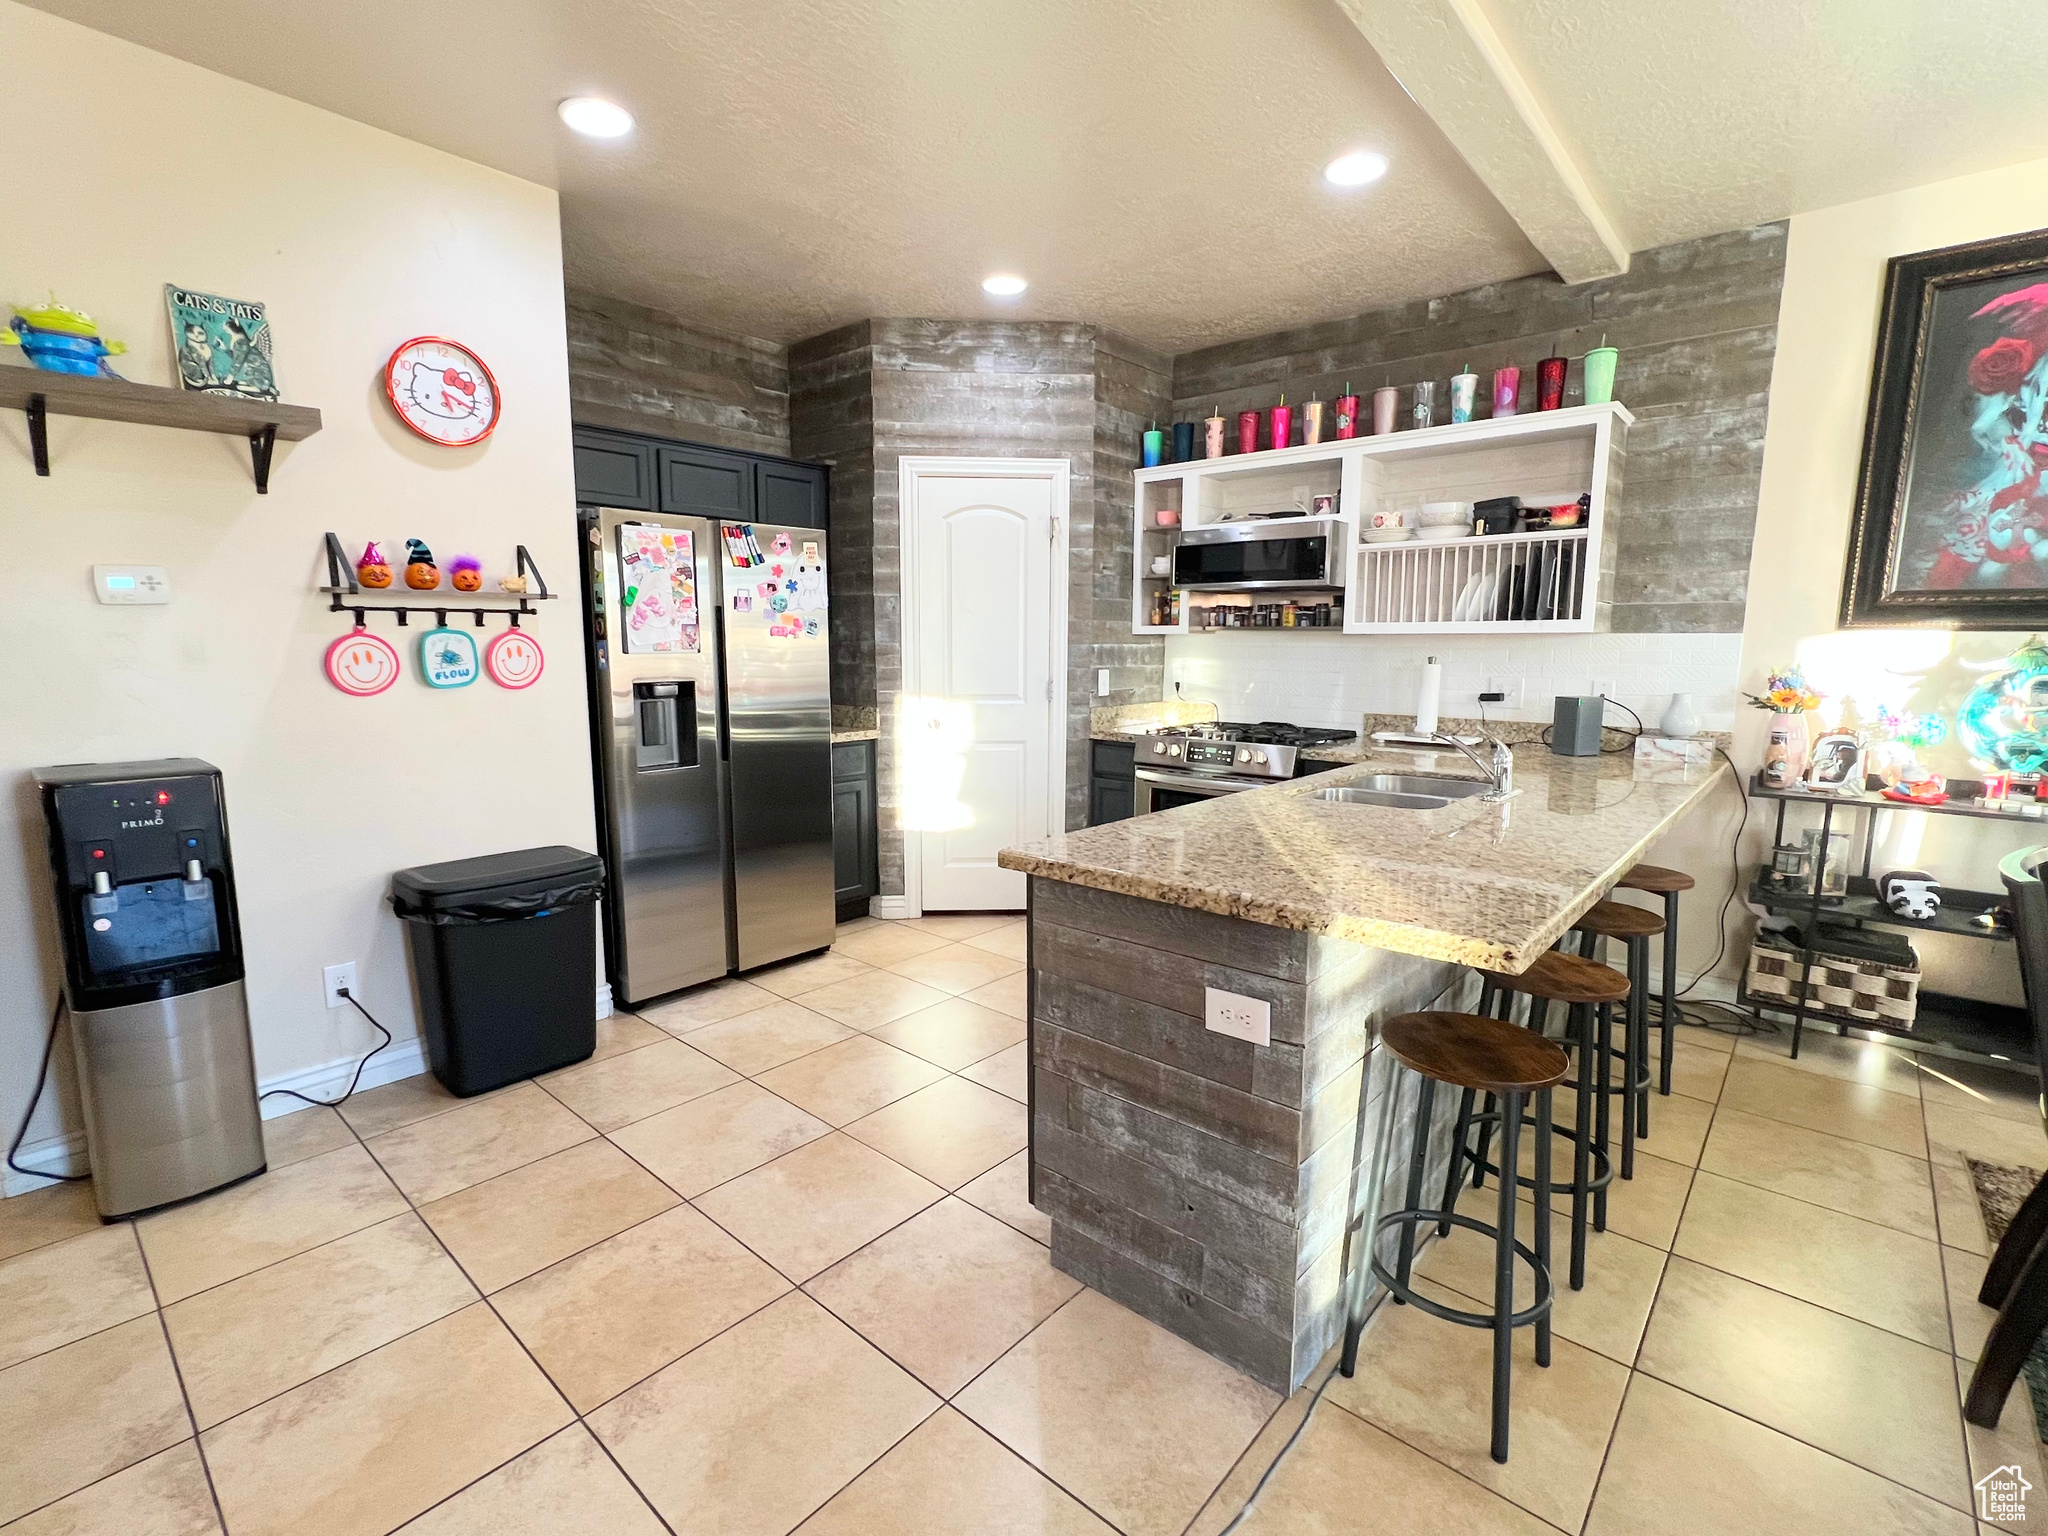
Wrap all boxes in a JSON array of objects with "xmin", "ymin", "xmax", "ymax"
[
  {"xmin": 1533, "ymin": 1085, "xmax": 1553, "ymax": 1368},
  {"xmin": 1340, "ymin": 1061, "xmax": 1405, "ymax": 1377},
  {"xmin": 1593, "ymin": 1000, "xmax": 1612, "ymax": 1232},
  {"xmin": 1569, "ymin": 1002, "xmax": 1594, "ymax": 1288},
  {"xmin": 1630, "ymin": 934, "xmax": 1651, "ymax": 1141},
  {"xmin": 1967, "ymin": 1227, "xmax": 2048, "ymax": 1428},
  {"xmin": 1441, "ymin": 1086, "xmax": 1476, "ymax": 1237},
  {"xmin": 1492, "ymin": 1089, "xmax": 1523, "ymax": 1464},
  {"xmin": 1394, "ymin": 1076, "xmax": 1438, "ymax": 1298},
  {"xmin": 1659, "ymin": 890, "xmax": 1680, "ymax": 1096}
]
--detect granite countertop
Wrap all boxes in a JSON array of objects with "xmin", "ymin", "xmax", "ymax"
[{"xmin": 999, "ymin": 745, "xmax": 1726, "ymax": 972}]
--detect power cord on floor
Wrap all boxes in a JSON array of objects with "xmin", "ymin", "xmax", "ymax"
[
  {"xmin": 7, "ymin": 996, "xmax": 89, "ymax": 1184},
  {"xmin": 1214, "ymin": 1356, "xmax": 1346, "ymax": 1534},
  {"xmin": 259, "ymin": 988, "xmax": 392, "ymax": 1109}
]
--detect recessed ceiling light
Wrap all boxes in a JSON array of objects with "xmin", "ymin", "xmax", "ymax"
[
  {"xmin": 981, "ymin": 274, "xmax": 1028, "ymax": 297},
  {"xmin": 558, "ymin": 97, "xmax": 634, "ymax": 139},
  {"xmin": 1324, "ymin": 150, "xmax": 1389, "ymax": 188}
]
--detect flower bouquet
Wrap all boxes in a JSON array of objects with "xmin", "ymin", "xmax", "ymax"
[{"xmin": 1747, "ymin": 667, "xmax": 1822, "ymax": 787}]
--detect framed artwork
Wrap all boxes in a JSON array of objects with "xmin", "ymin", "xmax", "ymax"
[{"xmin": 1843, "ymin": 227, "xmax": 2048, "ymax": 627}]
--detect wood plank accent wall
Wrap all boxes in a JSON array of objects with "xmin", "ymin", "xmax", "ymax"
[
  {"xmin": 1171, "ymin": 223, "xmax": 1788, "ymax": 633},
  {"xmin": 565, "ymin": 290, "xmax": 791, "ymax": 458}
]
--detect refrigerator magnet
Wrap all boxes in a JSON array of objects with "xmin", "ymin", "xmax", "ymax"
[
  {"xmin": 771, "ymin": 531, "xmax": 792, "ymax": 555},
  {"xmin": 804, "ymin": 618, "xmax": 821, "ymax": 637},
  {"xmin": 801, "ymin": 541, "xmax": 819, "ymax": 563},
  {"xmin": 419, "ymin": 627, "xmax": 480, "ymax": 688},
  {"xmin": 732, "ymin": 590, "xmax": 752, "ymax": 613},
  {"xmin": 482, "ymin": 627, "xmax": 545, "ymax": 689}
]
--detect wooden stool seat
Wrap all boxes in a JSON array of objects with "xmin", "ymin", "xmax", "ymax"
[
  {"xmin": 1383, "ymin": 1012, "xmax": 1569, "ymax": 1095},
  {"xmin": 1617, "ymin": 863, "xmax": 1695, "ymax": 895},
  {"xmin": 1576, "ymin": 899, "xmax": 1666, "ymax": 940},
  {"xmin": 1480, "ymin": 950, "xmax": 1630, "ymax": 1005}
]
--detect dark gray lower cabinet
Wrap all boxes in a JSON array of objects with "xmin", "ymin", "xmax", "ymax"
[
  {"xmin": 1088, "ymin": 740, "xmax": 1136, "ymax": 825},
  {"xmin": 833, "ymin": 740, "xmax": 878, "ymax": 918}
]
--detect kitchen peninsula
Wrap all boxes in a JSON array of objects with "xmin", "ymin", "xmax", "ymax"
[{"xmin": 997, "ymin": 743, "xmax": 1721, "ymax": 1392}]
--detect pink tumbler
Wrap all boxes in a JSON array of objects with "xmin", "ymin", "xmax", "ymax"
[
  {"xmin": 1205, "ymin": 413, "xmax": 1226, "ymax": 458},
  {"xmin": 1237, "ymin": 411, "xmax": 1259, "ymax": 455},
  {"xmin": 1269, "ymin": 401, "xmax": 1293, "ymax": 451}
]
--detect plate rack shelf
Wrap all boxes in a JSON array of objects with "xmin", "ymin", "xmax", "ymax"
[{"xmin": 1130, "ymin": 400, "xmax": 1630, "ymax": 636}]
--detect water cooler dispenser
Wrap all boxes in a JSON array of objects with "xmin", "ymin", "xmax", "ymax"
[{"xmin": 34, "ymin": 758, "xmax": 264, "ymax": 1217}]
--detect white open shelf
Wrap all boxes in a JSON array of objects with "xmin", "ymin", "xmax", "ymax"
[{"xmin": 1131, "ymin": 401, "xmax": 1631, "ymax": 636}]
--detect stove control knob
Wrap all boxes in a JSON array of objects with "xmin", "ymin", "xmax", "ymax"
[
  {"xmin": 1254, "ymin": 751, "xmax": 1269, "ymax": 766},
  {"xmin": 1169, "ymin": 744, "xmax": 1182, "ymax": 757},
  {"xmin": 1237, "ymin": 748, "xmax": 1252, "ymax": 763},
  {"xmin": 1153, "ymin": 742, "xmax": 1166, "ymax": 754}
]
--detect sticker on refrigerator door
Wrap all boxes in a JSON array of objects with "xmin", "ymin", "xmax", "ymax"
[
  {"xmin": 731, "ymin": 590, "xmax": 752, "ymax": 613},
  {"xmin": 803, "ymin": 617, "xmax": 820, "ymax": 636},
  {"xmin": 617, "ymin": 523, "xmax": 697, "ymax": 654},
  {"xmin": 795, "ymin": 564, "xmax": 827, "ymax": 610},
  {"xmin": 770, "ymin": 531, "xmax": 792, "ymax": 555}
]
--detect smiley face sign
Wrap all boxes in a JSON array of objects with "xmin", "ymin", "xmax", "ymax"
[
  {"xmin": 483, "ymin": 628, "xmax": 545, "ymax": 689},
  {"xmin": 324, "ymin": 627, "xmax": 401, "ymax": 695}
]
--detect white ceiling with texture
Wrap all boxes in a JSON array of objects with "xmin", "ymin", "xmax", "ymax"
[{"xmin": 24, "ymin": 0, "xmax": 2048, "ymax": 352}]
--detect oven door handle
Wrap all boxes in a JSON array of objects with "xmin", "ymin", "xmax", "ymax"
[{"xmin": 1133, "ymin": 768, "xmax": 1276, "ymax": 794}]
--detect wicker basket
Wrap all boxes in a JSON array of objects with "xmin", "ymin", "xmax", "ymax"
[{"xmin": 1745, "ymin": 931, "xmax": 1920, "ymax": 1027}]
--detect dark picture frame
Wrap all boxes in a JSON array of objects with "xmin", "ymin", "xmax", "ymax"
[{"xmin": 1842, "ymin": 226, "xmax": 2048, "ymax": 628}]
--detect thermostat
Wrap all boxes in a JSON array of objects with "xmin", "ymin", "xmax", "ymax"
[{"xmin": 92, "ymin": 566, "xmax": 171, "ymax": 605}]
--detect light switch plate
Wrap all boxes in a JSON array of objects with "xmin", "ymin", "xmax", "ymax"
[
  {"xmin": 92, "ymin": 565, "xmax": 171, "ymax": 605},
  {"xmin": 1204, "ymin": 986, "xmax": 1271, "ymax": 1046}
]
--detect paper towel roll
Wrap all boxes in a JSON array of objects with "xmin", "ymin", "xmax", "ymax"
[{"xmin": 1415, "ymin": 656, "xmax": 1441, "ymax": 736}]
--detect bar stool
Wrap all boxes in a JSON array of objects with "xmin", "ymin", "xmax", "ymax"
[
  {"xmin": 1464, "ymin": 950, "xmax": 1630, "ymax": 1288},
  {"xmin": 1339, "ymin": 1010, "xmax": 1568, "ymax": 1463},
  {"xmin": 1615, "ymin": 863, "xmax": 1695, "ymax": 1098},
  {"xmin": 1572, "ymin": 900, "xmax": 1662, "ymax": 1166}
]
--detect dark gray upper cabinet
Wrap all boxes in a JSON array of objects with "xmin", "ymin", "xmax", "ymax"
[
  {"xmin": 658, "ymin": 444, "xmax": 754, "ymax": 521},
  {"xmin": 757, "ymin": 462, "xmax": 827, "ymax": 529},
  {"xmin": 573, "ymin": 427, "xmax": 827, "ymax": 532},
  {"xmin": 572, "ymin": 434, "xmax": 655, "ymax": 510}
]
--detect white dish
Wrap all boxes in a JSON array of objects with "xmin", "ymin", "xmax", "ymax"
[
  {"xmin": 1416, "ymin": 500, "xmax": 1473, "ymax": 527},
  {"xmin": 1414, "ymin": 525, "xmax": 1471, "ymax": 542},
  {"xmin": 1363, "ymin": 528, "xmax": 1414, "ymax": 544}
]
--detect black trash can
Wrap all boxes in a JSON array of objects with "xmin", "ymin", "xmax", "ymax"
[{"xmin": 391, "ymin": 846, "xmax": 606, "ymax": 1097}]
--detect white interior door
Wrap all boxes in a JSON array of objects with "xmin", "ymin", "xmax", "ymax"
[{"xmin": 906, "ymin": 465, "xmax": 1059, "ymax": 911}]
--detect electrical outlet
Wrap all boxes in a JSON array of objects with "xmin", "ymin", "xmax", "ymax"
[
  {"xmin": 1486, "ymin": 676, "xmax": 1525, "ymax": 710},
  {"xmin": 323, "ymin": 962, "xmax": 358, "ymax": 1009},
  {"xmin": 1097, "ymin": 668, "xmax": 1111, "ymax": 697},
  {"xmin": 1589, "ymin": 677, "xmax": 1617, "ymax": 700},
  {"xmin": 1204, "ymin": 986, "xmax": 1271, "ymax": 1046}
]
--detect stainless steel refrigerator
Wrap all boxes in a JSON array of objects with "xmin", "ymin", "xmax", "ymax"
[{"xmin": 581, "ymin": 506, "xmax": 835, "ymax": 1005}]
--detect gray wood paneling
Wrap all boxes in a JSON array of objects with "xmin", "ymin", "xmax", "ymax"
[{"xmin": 567, "ymin": 290, "xmax": 790, "ymax": 458}]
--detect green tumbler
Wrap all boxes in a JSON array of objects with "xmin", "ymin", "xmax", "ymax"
[{"xmin": 1583, "ymin": 346, "xmax": 1618, "ymax": 405}]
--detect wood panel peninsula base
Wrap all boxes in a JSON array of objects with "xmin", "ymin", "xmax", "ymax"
[{"xmin": 1025, "ymin": 877, "xmax": 1462, "ymax": 1394}]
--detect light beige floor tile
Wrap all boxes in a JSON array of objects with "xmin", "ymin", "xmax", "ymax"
[
  {"xmin": 960, "ymin": 1040, "xmax": 1029, "ymax": 1104},
  {"xmin": 806, "ymin": 1198, "xmax": 1080, "ymax": 1395},
  {"xmin": 831, "ymin": 922, "xmax": 953, "ymax": 967},
  {"xmin": 958, "ymin": 1150, "xmax": 1051, "ymax": 1245},
  {"xmin": 578, "ymin": 1012, "xmax": 670, "ymax": 1063},
  {"xmin": 164, "ymin": 1213, "xmax": 476, "ymax": 1428},
  {"xmin": 1669, "ymin": 1038, "xmax": 1731, "ymax": 1102},
  {"xmin": 1722, "ymin": 1057, "xmax": 1929, "ymax": 1156},
  {"xmin": 749, "ymin": 950, "xmax": 877, "ymax": 999},
  {"xmin": 1915, "ymin": 1059, "xmax": 2037, "ymax": 1126},
  {"xmin": 4, "ymin": 1441, "xmax": 219, "ymax": 1536},
  {"xmin": 261, "ymin": 1105, "xmax": 355, "ymax": 1169},
  {"xmin": 588, "ymin": 1292, "xmax": 938, "ymax": 1536},
  {"xmin": 1199, "ymin": 1397, "xmax": 1557, "ymax": 1536},
  {"xmin": 869, "ymin": 996, "xmax": 1025, "ymax": 1071},
  {"xmin": 0, "ymin": 1223, "xmax": 155, "ymax": 1371},
  {"xmin": 799, "ymin": 970, "xmax": 953, "ymax": 1031},
  {"xmin": 956, "ymin": 1288, "xmax": 1278, "ymax": 1536},
  {"xmin": 843, "ymin": 1076, "xmax": 1028, "ymax": 1188},
  {"xmin": 1734, "ymin": 1029, "xmax": 1924, "ymax": 1097},
  {"xmin": 396, "ymin": 1425, "xmax": 665, "ymax": 1536},
  {"xmin": 754, "ymin": 1035, "xmax": 946, "ymax": 1126},
  {"xmin": 1926, "ymin": 1103, "xmax": 2048, "ymax": 1171},
  {"xmin": 1936, "ymin": 1155, "xmax": 1996, "ymax": 1256},
  {"xmin": 1701, "ymin": 1106, "xmax": 1938, "ymax": 1238},
  {"xmin": 1185, "ymin": 1356, "xmax": 1336, "ymax": 1536},
  {"xmin": 963, "ymin": 971, "xmax": 1029, "ymax": 1020},
  {"xmin": 538, "ymin": 1037, "xmax": 738, "ymax": 1132},
  {"xmin": 609, "ymin": 1080, "xmax": 831, "ymax": 1198},
  {"xmin": 0, "ymin": 1182, "xmax": 102, "ymax": 1263},
  {"xmin": 638, "ymin": 977, "xmax": 777, "ymax": 1034},
  {"xmin": 908, "ymin": 913, "xmax": 1020, "ymax": 940},
  {"xmin": 138, "ymin": 1143, "xmax": 407, "ymax": 1304},
  {"xmin": 884, "ymin": 943, "xmax": 1026, "ymax": 997},
  {"xmin": 1424, "ymin": 1182, "xmax": 1668, "ymax": 1366},
  {"xmin": 835, "ymin": 915, "xmax": 882, "ymax": 935},
  {"xmin": 1505, "ymin": 1142, "xmax": 1694, "ymax": 1252},
  {"xmin": 495, "ymin": 1202, "xmax": 789, "ymax": 1413},
  {"xmin": 1956, "ymin": 1352, "xmax": 2048, "ymax": 1533},
  {"xmin": 1945, "ymin": 1246, "xmax": 1995, "ymax": 1364},
  {"xmin": 796, "ymin": 1406, "xmax": 1112, "ymax": 1536},
  {"xmin": 1638, "ymin": 1257, "xmax": 1969, "ymax": 1506},
  {"xmin": 1674, "ymin": 1020, "xmax": 1737, "ymax": 1056},
  {"xmin": 1628, "ymin": 1085, "xmax": 1716, "ymax": 1166},
  {"xmin": 1324, "ymin": 1277, "xmax": 1627, "ymax": 1532},
  {"xmin": 0, "ymin": 1314, "xmax": 190, "ymax": 1525},
  {"xmin": 365, "ymin": 1084, "xmax": 594, "ymax": 1205},
  {"xmin": 1587, "ymin": 1372, "xmax": 1972, "ymax": 1536},
  {"xmin": 961, "ymin": 921, "xmax": 1030, "ymax": 962},
  {"xmin": 201, "ymin": 1303, "xmax": 570, "ymax": 1536},
  {"xmin": 1673, "ymin": 1170, "xmax": 1950, "ymax": 1347},
  {"xmin": 683, "ymin": 1000, "xmax": 858, "ymax": 1075},
  {"xmin": 418, "ymin": 1139, "xmax": 677, "ymax": 1293},
  {"xmin": 337, "ymin": 1073, "xmax": 506, "ymax": 1139},
  {"xmin": 694, "ymin": 1133, "xmax": 944, "ymax": 1282}
]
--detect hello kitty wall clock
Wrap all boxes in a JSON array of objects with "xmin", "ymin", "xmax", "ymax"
[{"xmin": 384, "ymin": 336, "xmax": 501, "ymax": 447}]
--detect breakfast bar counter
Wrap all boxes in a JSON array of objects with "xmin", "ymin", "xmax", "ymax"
[{"xmin": 996, "ymin": 745, "xmax": 1722, "ymax": 1392}]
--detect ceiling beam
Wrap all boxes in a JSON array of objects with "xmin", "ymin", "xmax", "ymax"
[{"xmin": 1336, "ymin": 0, "xmax": 1629, "ymax": 283}]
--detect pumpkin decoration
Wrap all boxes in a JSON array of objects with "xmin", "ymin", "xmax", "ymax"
[
  {"xmin": 449, "ymin": 555, "xmax": 482, "ymax": 593},
  {"xmin": 403, "ymin": 538, "xmax": 440, "ymax": 590},
  {"xmin": 356, "ymin": 540, "xmax": 393, "ymax": 589}
]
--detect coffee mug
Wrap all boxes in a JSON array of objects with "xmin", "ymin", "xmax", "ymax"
[{"xmin": 1150, "ymin": 556, "xmax": 1172, "ymax": 576}]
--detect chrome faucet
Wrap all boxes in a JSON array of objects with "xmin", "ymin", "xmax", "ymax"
[{"xmin": 1425, "ymin": 731, "xmax": 1515, "ymax": 802}]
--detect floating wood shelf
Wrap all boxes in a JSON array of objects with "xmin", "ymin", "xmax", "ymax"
[
  {"xmin": 320, "ymin": 532, "xmax": 555, "ymax": 627},
  {"xmin": 0, "ymin": 367, "xmax": 322, "ymax": 493}
]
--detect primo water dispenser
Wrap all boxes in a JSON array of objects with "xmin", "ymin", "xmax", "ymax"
[{"xmin": 34, "ymin": 758, "xmax": 264, "ymax": 1217}]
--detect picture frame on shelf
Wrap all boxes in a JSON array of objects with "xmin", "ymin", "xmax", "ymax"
[
  {"xmin": 1805, "ymin": 732, "xmax": 1864, "ymax": 792},
  {"xmin": 1842, "ymin": 227, "xmax": 2048, "ymax": 628}
]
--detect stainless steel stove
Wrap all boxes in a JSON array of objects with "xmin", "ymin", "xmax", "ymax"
[{"xmin": 1131, "ymin": 721, "xmax": 1357, "ymax": 814}]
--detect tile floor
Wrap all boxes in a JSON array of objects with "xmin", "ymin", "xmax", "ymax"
[{"xmin": 1, "ymin": 916, "xmax": 2043, "ymax": 1535}]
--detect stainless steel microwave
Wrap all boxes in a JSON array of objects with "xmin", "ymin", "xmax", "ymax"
[{"xmin": 1171, "ymin": 517, "xmax": 1346, "ymax": 591}]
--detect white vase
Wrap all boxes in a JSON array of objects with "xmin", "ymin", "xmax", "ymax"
[{"xmin": 1660, "ymin": 692, "xmax": 1700, "ymax": 738}]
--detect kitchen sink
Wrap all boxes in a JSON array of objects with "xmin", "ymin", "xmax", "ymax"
[{"xmin": 1311, "ymin": 774, "xmax": 1491, "ymax": 810}]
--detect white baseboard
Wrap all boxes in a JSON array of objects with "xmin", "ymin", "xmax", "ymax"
[
  {"xmin": 869, "ymin": 895, "xmax": 916, "ymax": 920},
  {"xmin": 3, "ymin": 1131, "xmax": 88, "ymax": 1196}
]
